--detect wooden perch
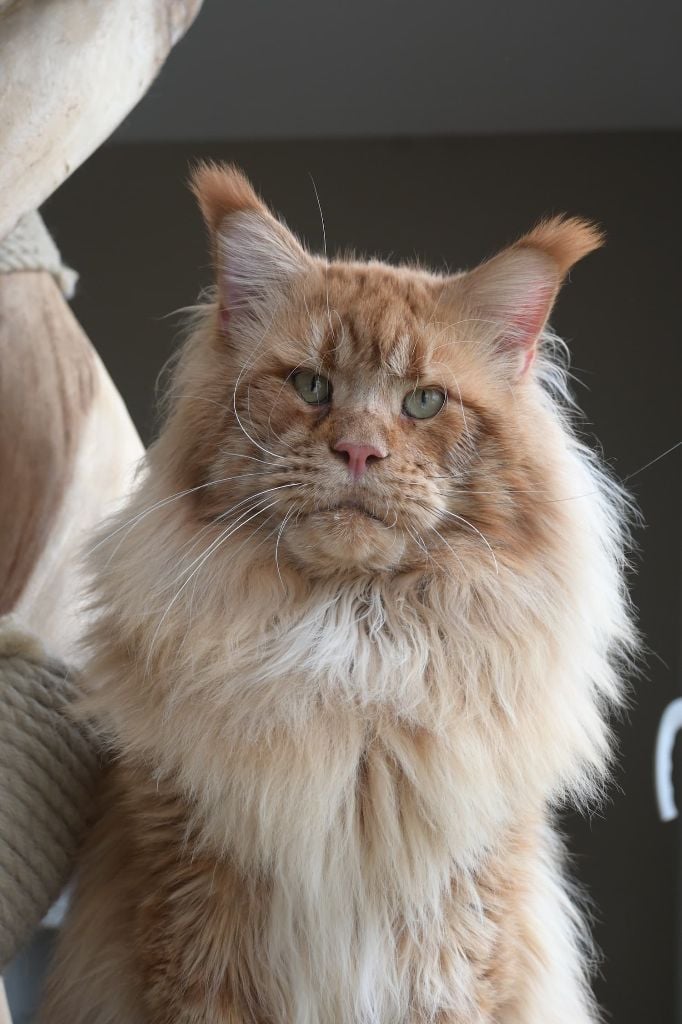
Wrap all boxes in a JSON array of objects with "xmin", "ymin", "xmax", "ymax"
[
  {"xmin": 0, "ymin": 271, "xmax": 144, "ymax": 664},
  {"xmin": 0, "ymin": 0, "xmax": 203, "ymax": 240}
]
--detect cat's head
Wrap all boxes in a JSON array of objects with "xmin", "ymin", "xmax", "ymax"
[{"xmin": 159, "ymin": 163, "xmax": 602, "ymax": 581}]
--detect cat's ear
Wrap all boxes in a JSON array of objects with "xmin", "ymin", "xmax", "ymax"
[
  {"xmin": 445, "ymin": 216, "xmax": 603, "ymax": 377},
  {"xmin": 190, "ymin": 162, "xmax": 310, "ymax": 331}
]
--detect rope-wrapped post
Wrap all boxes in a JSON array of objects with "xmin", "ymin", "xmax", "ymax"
[
  {"xmin": 0, "ymin": 0, "xmax": 204, "ymax": 241},
  {"xmin": 0, "ymin": 620, "xmax": 100, "ymax": 970}
]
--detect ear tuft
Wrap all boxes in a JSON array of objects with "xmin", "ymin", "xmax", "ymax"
[
  {"xmin": 189, "ymin": 162, "xmax": 309, "ymax": 331},
  {"xmin": 189, "ymin": 162, "xmax": 266, "ymax": 234},
  {"xmin": 447, "ymin": 215, "xmax": 604, "ymax": 379},
  {"xmin": 515, "ymin": 215, "xmax": 604, "ymax": 278}
]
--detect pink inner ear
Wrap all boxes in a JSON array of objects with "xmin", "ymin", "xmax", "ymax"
[
  {"xmin": 217, "ymin": 268, "xmax": 232, "ymax": 332},
  {"xmin": 218, "ymin": 268, "xmax": 247, "ymax": 333},
  {"xmin": 501, "ymin": 282, "xmax": 556, "ymax": 375}
]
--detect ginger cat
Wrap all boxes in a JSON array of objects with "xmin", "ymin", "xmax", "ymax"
[{"xmin": 41, "ymin": 165, "xmax": 634, "ymax": 1024}]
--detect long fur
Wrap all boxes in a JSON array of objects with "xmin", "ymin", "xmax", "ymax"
[{"xmin": 40, "ymin": 166, "xmax": 636, "ymax": 1024}]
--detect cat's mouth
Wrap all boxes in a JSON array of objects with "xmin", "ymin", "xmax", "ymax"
[
  {"xmin": 285, "ymin": 499, "xmax": 405, "ymax": 572},
  {"xmin": 317, "ymin": 501, "xmax": 385, "ymax": 524}
]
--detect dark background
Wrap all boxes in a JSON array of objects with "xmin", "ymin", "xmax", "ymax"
[{"xmin": 42, "ymin": 131, "xmax": 681, "ymax": 1023}]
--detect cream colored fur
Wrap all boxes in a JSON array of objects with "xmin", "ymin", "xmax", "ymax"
[{"xmin": 40, "ymin": 167, "xmax": 634, "ymax": 1024}]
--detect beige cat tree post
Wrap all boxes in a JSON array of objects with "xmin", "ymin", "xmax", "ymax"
[{"xmin": 0, "ymin": 1, "xmax": 203, "ymax": 1019}]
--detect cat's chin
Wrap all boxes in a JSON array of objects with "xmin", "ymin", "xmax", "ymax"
[{"xmin": 283, "ymin": 508, "xmax": 407, "ymax": 575}]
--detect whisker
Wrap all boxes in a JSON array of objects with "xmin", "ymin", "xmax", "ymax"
[
  {"xmin": 378, "ymin": 505, "xmax": 400, "ymax": 554},
  {"xmin": 308, "ymin": 173, "xmax": 333, "ymax": 337},
  {"xmin": 147, "ymin": 498, "xmax": 284, "ymax": 670},
  {"xmin": 404, "ymin": 523, "xmax": 453, "ymax": 580},
  {"xmin": 169, "ymin": 483, "xmax": 302, "ymax": 586},
  {"xmin": 381, "ymin": 506, "xmax": 398, "ymax": 530},
  {"xmin": 450, "ymin": 377, "xmax": 475, "ymax": 454},
  {"xmin": 173, "ymin": 389, "xmax": 294, "ymax": 459},
  {"xmin": 424, "ymin": 284, "xmax": 446, "ymax": 328},
  {"xmin": 302, "ymin": 291, "xmax": 318, "ymax": 339},
  {"xmin": 218, "ymin": 451, "xmax": 284, "ymax": 469},
  {"xmin": 404, "ymin": 523, "xmax": 429, "ymax": 557},
  {"xmin": 435, "ymin": 507, "xmax": 499, "ymax": 575},
  {"xmin": 266, "ymin": 364, "xmax": 306, "ymax": 450},
  {"xmin": 426, "ymin": 523, "xmax": 467, "ymax": 576},
  {"xmin": 231, "ymin": 310, "xmax": 285, "ymax": 460},
  {"xmin": 274, "ymin": 505, "xmax": 297, "ymax": 588},
  {"xmin": 430, "ymin": 477, "xmax": 602, "ymax": 505},
  {"xmin": 432, "ymin": 316, "xmax": 501, "ymax": 333},
  {"xmin": 212, "ymin": 482, "xmax": 302, "ymax": 527},
  {"xmin": 624, "ymin": 440, "xmax": 681, "ymax": 482},
  {"xmin": 186, "ymin": 511, "xmax": 278, "ymax": 630},
  {"xmin": 165, "ymin": 500, "xmax": 274, "ymax": 594},
  {"xmin": 245, "ymin": 379, "xmax": 298, "ymax": 458},
  {"xmin": 176, "ymin": 482, "xmax": 302, "ymax": 562},
  {"xmin": 419, "ymin": 358, "xmax": 477, "ymax": 457},
  {"xmin": 90, "ymin": 470, "xmax": 279, "ymax": 560},
  {"xmin": 172, "ymin": 393, "xmax": 232, "ymax": 414}
]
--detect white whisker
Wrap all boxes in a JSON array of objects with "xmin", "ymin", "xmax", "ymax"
[
  {"xmin": 266, "ymin": 364, "xmax": 306, "ymax": 450},
  {"xmin": 147, "ymin": 497, "xmax": 285, "ymax": 670},
  {"xmin": 436, "ymin": 508, "xmax": 499, "ymax": 575},
  {"xmin": 624, "ymin": 439, "xmax": 681, "ymax": 482},
  {"xmin": 426, "ymin": 523, "xmax": 467, "ymax": 576},
  {"xmin": 219, "ymin": 451, "xmax": 284, "ymax": 469},
  {"xmin": 308, "ymin": 173, "xmax": 333, "ymax": 337},
  {"xmin": 231, "ymin": 311, "xmax": 285, "ymax": 460},
  {"xmin": 274, "ymin": 505, "xmax": 297, "ymax": 588},
  {"xmin": 169, "ymin": 484, "xmax": 302, "ymax": 588},
  {"xmin": 176, "ymin": 483, "xmax": 301, "ymax": 563},
  {"xmin": 186, "ymin": 511, "xmax": 278, "ymax": 635},
  {"xmin": 91, "ymin": 470, "xmax": 279, "ymax": 562}
]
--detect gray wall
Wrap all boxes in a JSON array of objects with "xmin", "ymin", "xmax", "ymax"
[
  {"xmin": 44, "ymin": 133, "xmax": 681, "ymax": 1023},
  {"xmin": 115, "ymin": 0, "xmax": 682, "ymax": 141}
]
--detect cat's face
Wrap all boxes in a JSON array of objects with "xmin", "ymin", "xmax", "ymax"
[{"xmin": 164, "ymin": 165, "xmax": 601, "ymax": 580}]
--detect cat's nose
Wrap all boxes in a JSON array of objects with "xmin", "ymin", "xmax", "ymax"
[{"xmin": 332, "ymin": 440, "xmax": 387, "ymax": 481}]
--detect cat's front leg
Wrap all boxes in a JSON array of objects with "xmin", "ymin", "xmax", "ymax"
[
  {"xmin": 409, "ymin": 822, "xmax": 599, "ymax": 1024},
  {"xmin": 483, "ymin": 823, "xmax": 599, "ymax": 1024},
  {"xmin": 132, "ymin": 808, "xmax": 265, "ymax": 1024}
]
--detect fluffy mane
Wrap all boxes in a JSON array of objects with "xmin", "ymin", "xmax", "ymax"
[{"xmin": 42, "ymin": 166, "xmax": 636, "ymax": 1024}]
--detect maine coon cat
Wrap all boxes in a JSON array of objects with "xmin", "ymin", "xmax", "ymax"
[{"xmin": 41, "ymin": 164, "xmax": 635, "ymax": 1024}]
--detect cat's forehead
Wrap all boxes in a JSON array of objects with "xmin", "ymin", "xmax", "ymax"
[{"xmin": 304, "ymin": 260, "xmax": 447, "ymax": 377}]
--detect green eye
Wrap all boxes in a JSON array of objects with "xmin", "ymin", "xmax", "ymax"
[
  {"xmin": 292, "ymin": 371, "xmax": 332, "ymax": 405},
  {"xmin": 403, "ymin": 387, "xmax": 446, "ymax": 420}
]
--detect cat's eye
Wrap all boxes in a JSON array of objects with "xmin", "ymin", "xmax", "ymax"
[
  {"xmin": 292, "ymin": 371, "xmax": 332, "ymax": 405},
  {"xmin": 403, "ymin": 387, "xmax": 446, "ymax": 420}
]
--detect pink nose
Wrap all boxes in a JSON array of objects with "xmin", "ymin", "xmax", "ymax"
[{"xmin": 333, "ymin": 440, "xmax": 387, "ymax": 480}]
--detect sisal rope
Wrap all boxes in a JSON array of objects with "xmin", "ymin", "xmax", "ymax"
[
  {"xmin": 0, "ymin": 617, "xmax": 100, "ymax": 970},
  {"xmin": 0, "ymin": 211, "xmax": 77, "ymax": 299}
]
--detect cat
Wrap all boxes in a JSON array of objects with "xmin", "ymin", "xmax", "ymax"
[{"xmin": 40, "ymin": 163, "xmax": 635, "ymax": 1024}]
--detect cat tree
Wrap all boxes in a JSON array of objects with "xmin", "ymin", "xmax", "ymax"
[{"xmin": 0, "ymin": 1, "xmax": 203, "ymax": 1019}]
